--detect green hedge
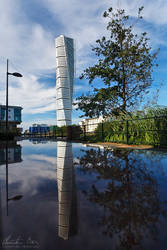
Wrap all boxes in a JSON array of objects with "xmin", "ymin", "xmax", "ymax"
[{"xmin": 94, "ymin": 107, "xmax": 167, "ymax": 146}]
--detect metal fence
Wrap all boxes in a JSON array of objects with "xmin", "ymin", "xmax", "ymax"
[
  {"xmin": 23, "ymin": 126, "xmax": 81, "ymax": 140},
  {"xmin": 80, "ymin": 115, "xmax": 167, "ymax": 146},
  {"xmin": 22, "ymin": 116, "xmax": 167, "ymax": 146},
  {"xmin": 23, "ymin": 131, "xmax": 67, "ymax": 139}
]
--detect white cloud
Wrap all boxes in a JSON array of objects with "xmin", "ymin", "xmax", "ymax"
[
  {"xmin": 104, "ymin": 0, "xmax": 167, "ymax": 25},
  {"xmin": 26, "ymin": 154, "xmax": 56, "ymax": 165},
  {"xmin": 0, "ymin": 152, "xmax": 57, "ymax": 196},
  {"xmin": 39, "ymin": 0, "xmax": 167, "ymax": 75},
  {"xmin": 0, "ymin": 0, "xmax": 166, "ymax": 130},
  {"xmin": 0, "ymin": 74, "xmax": 56, "ymax": 113},
  {"xmin": 0, "ymin": 0, "xmax": 57, "ymax": 130},
  {"xmin": 40, "ymin": 0, "xmax": 109, "ymax": 75}
]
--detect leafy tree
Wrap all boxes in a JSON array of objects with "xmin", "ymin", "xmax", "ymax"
[{"xmin": 76, "ymin": 7, "xmax": 159, "ymax": 118}]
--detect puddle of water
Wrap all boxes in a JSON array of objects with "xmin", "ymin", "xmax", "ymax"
[{"xmin": 0, "ymin": 139, "xmax": 167, "ymax": 250}]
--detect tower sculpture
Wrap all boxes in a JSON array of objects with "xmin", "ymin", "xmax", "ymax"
[{"xmin": 55, "ymin": 35, "xmax": 74, "ymax": 126}]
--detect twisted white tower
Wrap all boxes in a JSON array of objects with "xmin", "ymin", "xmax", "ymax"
[{"xmin": 55, "ymin": 35, "xmax": 74, "ymax": 126}]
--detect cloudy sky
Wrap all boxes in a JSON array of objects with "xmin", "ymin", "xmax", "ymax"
[{"xmin": 0, "ymin": 0, "xmax": 167, "ymax": 130}]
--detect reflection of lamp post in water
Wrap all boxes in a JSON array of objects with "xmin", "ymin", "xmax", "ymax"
[
  {"xmin": 6, "ymin": 59, "xmax": 23, "ymax": 135},
  {"xmin": 57, "ymin": 141, "xmax": 77, "ymax": 240},
  {"xmin": 5, "ymin": 142, "xmax": 23, "ymax": 216}
]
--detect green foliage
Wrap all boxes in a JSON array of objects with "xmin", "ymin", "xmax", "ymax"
[
  {"xmin": 76, "ymin": 6, "xmax": 159, "ymax": 118},
  {"xmin": 55, "ymin": 125, "xmax": 67, "ymax": 137},
  {"xmin": 93, "ymin": 107, "xmax": 167, "ymax": 146}
]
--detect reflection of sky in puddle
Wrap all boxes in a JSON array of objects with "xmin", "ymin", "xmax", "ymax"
[{"xmin": 0, "ymin": 140, "xmax": 167, "ymax": 250}]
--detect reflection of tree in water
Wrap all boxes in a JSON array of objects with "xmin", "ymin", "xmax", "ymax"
[{"xmin": 79, "ymin": 148, "xmax": 166, "ymax": 250}]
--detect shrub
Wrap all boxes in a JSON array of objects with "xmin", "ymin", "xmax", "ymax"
[{"xmin": 93, "ymin": 107, "xmax": 167, "ymax": 146}]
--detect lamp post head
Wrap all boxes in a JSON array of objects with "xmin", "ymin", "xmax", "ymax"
[
  {"xmin": 8, "ymin": 195, "xmax": 23, "ymax": 201},
  {"xmin": 11, "ymin": 72, "xmax": 23, "ymax": 77}
]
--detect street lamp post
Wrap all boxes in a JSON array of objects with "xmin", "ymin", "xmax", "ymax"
[
  {"xmin": 5, "ymin": 59, "xmax": 23, "ymax": 215},
  {"xmin": 6, "ymin": 59, "xmax": 23, "ymax": 136}
]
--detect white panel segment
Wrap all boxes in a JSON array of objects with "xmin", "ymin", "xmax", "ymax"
[
  {"xmin": 56, "ymin": 35, "xmax": 65, "ymax": 47},
  {"xmin": 56, "ymin": 98, "xmax": 72, "ymax": 110},
  {"xmin": 56, "ymin": 47, "xmax": 66, "ymax": 57},
  {"xmin": 56, "ymin": 67, "xmax": 68, "ymax": 78},
  {"xmin": 57, "ymin": 158, "xmax": 73, "ymax": 171},
  {"xmin": 56, "ymin": 110, "xmax": 71, "ymax": 121},
  {"xmin": 56, "ymin": 78, "xmax": 69, "ymax": 89},
  {"xmin": 58, "ymin": 120, "xmax": 71, "ymax": 126},
  {"xmin": 56, "ymin": 88, "xmax": 70, "ymax": 99},
  {"xmin": 56, "ymin": 57, "xmax": 67, "ymax": 67},
  {"xmin": 57, "ymin": 167, "xmax": 73, "ymax": 180},
  {"xmin": 57, "ymin": 141, "xmax": 72, "ymax": 155}
]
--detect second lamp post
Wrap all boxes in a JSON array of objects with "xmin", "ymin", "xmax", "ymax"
[{"xmin": 6, "ymin": 59, "xmax": 23, "ymax": 135}]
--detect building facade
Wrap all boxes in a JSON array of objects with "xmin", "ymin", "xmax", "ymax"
[
  {"xmin": 79, "ymin": 116, "xmax": 104, "ymax": 133},
  {"xmin": 0, "ymin": 105, "xmax": 22, "ymax": 132},
  {"xmin": 29, "ymin": 124, "xmax": 50, "ymax": 134},
  {"xmin": 55, "ymin": 35, "xmax": 74, "ymax": 127}
]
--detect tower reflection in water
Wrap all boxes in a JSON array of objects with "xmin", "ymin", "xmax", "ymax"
[{"xmin": 57, "ymin": 141, "xmax": 77, "ymax": 240}]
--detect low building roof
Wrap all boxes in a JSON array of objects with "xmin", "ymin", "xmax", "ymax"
[{"xmin": 0, "ymin": 105, "xmax": 22, "ymax": 109}]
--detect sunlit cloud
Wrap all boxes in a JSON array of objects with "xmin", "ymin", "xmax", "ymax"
[{"xmin": 0, "ymin": 0, "xmax": 166, "ymax": 130}]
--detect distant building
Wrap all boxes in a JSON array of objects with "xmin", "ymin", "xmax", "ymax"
[
  {"xmin": 0, "ymin": 105, "xmax": 22, "ymax": 132},
  {"xmin": 29, "ymin": 124, "xmax": 50, "ymax": 134},
  {"xmin": 79, "ymin": 116, "xmax": 104, "ymax": 133}
]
